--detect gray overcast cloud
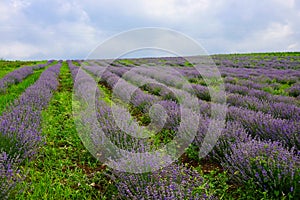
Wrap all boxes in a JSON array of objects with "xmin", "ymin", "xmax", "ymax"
[{"xmin": 0, "ymin": 0, "xmax": 299, "ymax": 60}]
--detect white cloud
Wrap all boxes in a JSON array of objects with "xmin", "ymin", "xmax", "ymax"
[
  {"xmin": 288, "ymin": 43, "xmax": 299, "ymax": 50},
  {"xmin": 139, "ymin": 0, "xmax": 211, "ymax": 21},
  {"xmin": 227, "ymin": 22, "xmax": 296, "ymax": 53},
  {"xmin": 0, "ymin": 42, "xmax": 40, "ymax": 59},
  {"xmin": 0, "ymin": 0, "xmax": 299, "ymax": 59},
  {"xmin": 11, "ymin": 0, "xmax": 31, "ymax": 9}
]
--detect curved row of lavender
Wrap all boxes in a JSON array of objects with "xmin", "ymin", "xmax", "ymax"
[
  {"xmin": 80, "ymin": 57, "xmax": 299, "ymax": 199},
  {"xmin": 0, "ymin": 62, "xmax": 61, "ymax": 199},
  {"xmin": 0, "ymin": 60, "xmax": 54, "ymax": 94},
  {"xmin": 101, "ymin": 64, "xmax": 299, "ymax": 151},
  {"xmin": 72, "ymin": 64, "xmax": 216, "ymax": 199},
  {"xmin": 130, "ymin": 55, "xmax": 300, "ymax": 98}
]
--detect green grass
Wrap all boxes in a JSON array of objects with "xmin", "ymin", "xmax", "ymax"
[
  {"xmin": 263, "ymin": 83, "xmax": 290, "ymax": 96},
  {"xmin": 0, "ymin": 68, "xmax": 45, "ymax": 115},
  {"xmin": 117, "ymin": 59, "xmax": 135, "ymax": 66},
  {"xmin": 184, "ymin": 61, "xmax": 193, "ymax": 67},
  {"xmin": 14, "ymin": 62, "xmax": 117, "ymax": 199}
]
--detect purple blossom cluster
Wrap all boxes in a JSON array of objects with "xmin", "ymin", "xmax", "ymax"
[
  {"xmin": 226, "ymin": 106, "xmax": 300, "ymax": 149},
  {"xmin": 221, "ymin": 139, "xmax": 300, "ymax": 197},
  {"xmin": 225, "ymin": 83, "xmax": 299, "ymax": 106},
  {"xmin": 67, "ymin": 60, "xmax": 80, "ymax": 80},
  {"xmin": 112, "ymin": 163, "xmax": 212, "ymax": 200},
  {"xmin": 31, "ymin": 60, "xmax": 54, "ymax": 70},
  {"xmin": 0, "ymin": 152, "xmax": 21, "ymax": 199},
  {"xmin": 227, "ymin": 93, "xmax": 300, "ymax": 121},
  {"xmin": 194, "ymin": 120, "xmax": 252, "ymax": 162},
  {"xmin": 0, "ymin": 63, "xmax": 61, "ymax": 197},
  {"xmin": 288, "ymin": 83, "xmax": 300, "ymax": 98},
  {"xmin": 95, "ymin": 98, "xmax": 150, "ymax": 153}
]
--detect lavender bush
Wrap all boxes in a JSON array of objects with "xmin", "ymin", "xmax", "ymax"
[
  {"xmin": 0, "ymin": 152, "xmax": 22, "ymax": 199},
  {"xmin": 288, "ymin": 83, "xmax": 300, "ymax": 97},
  {"xmin": 194, "ymin": 121, "xmax": 252, "ymax": 162},
  {"xmin": 227, "ymin": 93, "xmax": 300, "ymax": 121},
  {"xmin": 227, "ymin": 106, "xmax": 300, "ymax": 150},
  {"xmin": 222, "ymin": 139, "xmax": 300, "ymax": 198},
  {"xmin": 112, "ymin": 163, "xmax": 213, "ymax": 200}
]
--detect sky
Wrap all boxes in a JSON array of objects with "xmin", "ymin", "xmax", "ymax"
[{"xmin": 0, "ymin": 0, "xmax": 299, "ymax": 60}]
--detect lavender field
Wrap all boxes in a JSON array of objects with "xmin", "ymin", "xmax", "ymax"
[{"xmin": 0, "ymin": 52, "xmax": 299, "ymax": 199}]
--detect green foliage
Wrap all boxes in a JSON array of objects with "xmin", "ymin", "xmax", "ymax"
[
  {"xmin": 0, "ymin": 134, "xmax": 20, "ymax": 159},
  {"xmin": 263, "ymin": 83, "xmax": 290, "ymax": 96},
  {"xmin": 117, "ymin": 59, "xmax": 135, "ymax": 66},
  {"xmin": 184, "ymin": 61, "xmax": 193, "ymax": 67},
  {"xmin": 185, "ymin": 143, "xmax": 200, "ymax": 162},
  {"xmin": 193, "ymin": 170, "xmax": 232, "ymax": 199}
]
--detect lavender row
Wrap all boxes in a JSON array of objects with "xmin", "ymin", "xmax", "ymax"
[
  {"xmin": 72, "ymin": 68, "xmax": 213, "ymax": 199},
  {"xmin": 193, "ymin": 98, "xmax": 299, "ymax": 150},
  {"xmin": 227, "ymin": 93, "xmax": 300, "ymax": 121},
  {"xmin": 81, "ymin": 61, "xmax": 300, "ymax": 198},
  {"xmin": 105, "ymin": 64, "xmax": 299, "ymax": 147},
  {"xmin": 126, "ymin": 56, "xmax": 300, "ymax": 82},
  {"xmin": 0, "ymin": 63, "xmax": 61, "ymax": 198},
  {"xmin": 106, "ymin": 64, "xmax": 299, "ymax": 131},
  {"xmin": 83, "ymin": 65, "xmax": 180, "ymax": 133},
  {"xmin": 172, "ymin": 65, "xmax": 300, "ymax": 84},
  {"xmin": 225, "ymin": 83, "xmax": 299, "ymax": 105},
  {"xmin": 0, "ymin": 61, "xmax": 54, "ymax": 94},
  {"xmin": 221, "ymin": 66, "xmax": 300, "ymax": 82},
  {"xmin": 31, "ymin": 60, "xmax": 54, "ymax": 70},
  {"xmin": 107, "ymin": 66, "xmax": 195, "ymax": 103},
  {"xmin": 214, "ymin": 54, "xmax": 300, "ymax": 70},
  {"xmin": 194, "ymin": 111, "xmax": 299, "ymax": 197},
  {"xmin": 66, "ymin": 60, "xmax": 80, "ymax": 80},
  {"xmin": 227, "ymin": 106, "xmax": 299, "ymax": 149},
  {"xmin": 82, "ymin": 65, "xmax": 201, "ymax": 158},
  {"xmin": 162, "ymin": 66, "xmax": 300, "ymax": 101},
  {"xmin": 107, "ymin": 66, "xmax": 179, "ymax": 102},
  {"xmin": 84, "ymin": 65, "xmax": 160, "ymax": 113},
  {"xmin": 0, "ymin": 67, "xmax": 34, "ymax": 94},
  {"xmin": 132, "ymin": 61, "xmax": 299, "ymax": 100},
  {"xmin": 144, "ymin": 65, "xmax": 299, "ymax": 106}
]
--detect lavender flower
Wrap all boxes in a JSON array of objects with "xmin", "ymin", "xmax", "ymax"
[
  {"xmin": 112, "ymin": 163, "xmax": 212, "ymax": 200},
  {"xmin": 222, "ymin": 139, "xmax": 300, "ymax": 197}
]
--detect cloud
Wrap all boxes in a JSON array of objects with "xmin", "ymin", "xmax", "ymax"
[
  {"xmin": 0, "ymin": 0, "xmax": 299, "ymax": 60},
  {"xmin": 0, "ymin": 0, "xmax": 107, "ymax": 60},
  {"xmin": 0, "ymin": 42, "xmax": 40, "ymax": 59},
  {"xmin": 230, "ymin": 22, "xmax": 296, "ymax": 52}
]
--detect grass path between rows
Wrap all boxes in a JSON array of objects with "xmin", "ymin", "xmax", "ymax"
[{"xmin": 15, "ymin": 62, "xmax": 117, "ymax": 199}]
